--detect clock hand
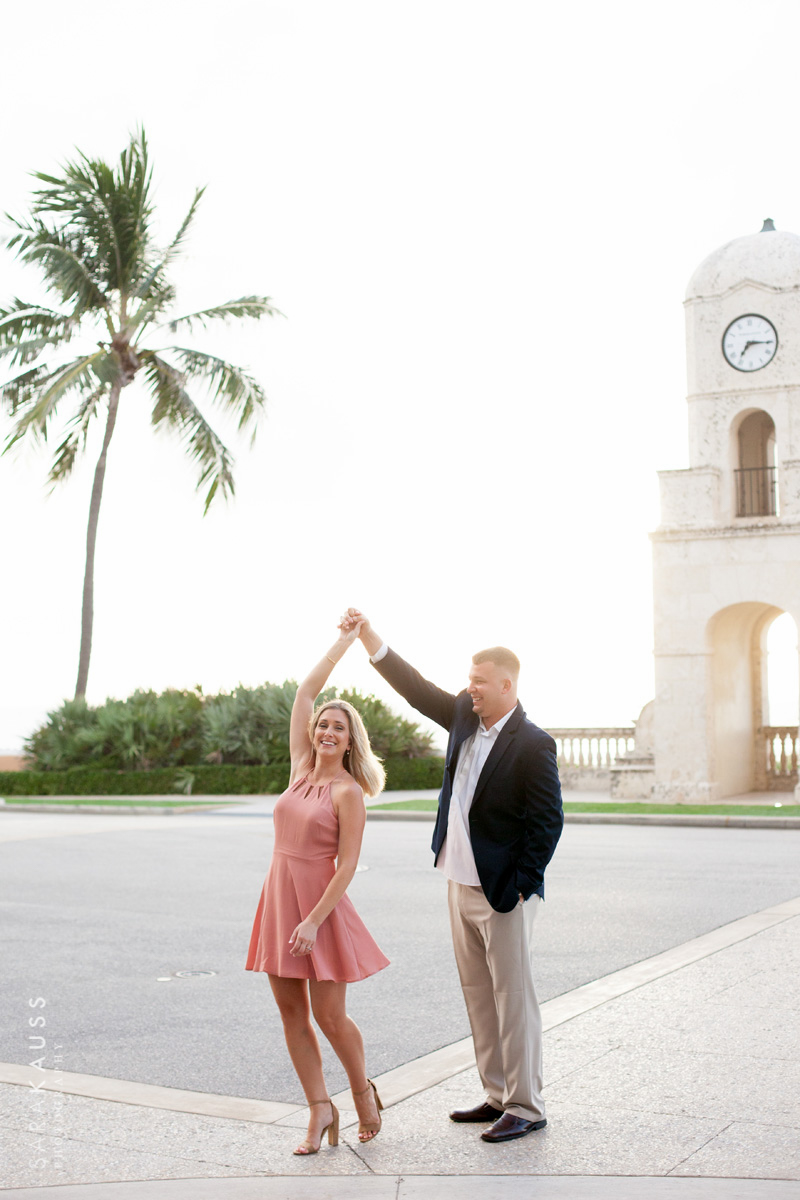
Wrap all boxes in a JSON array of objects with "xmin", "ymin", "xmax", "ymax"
[{"xmin": 739, "ymin": 340, "xmax": 769, "ymax": 357}]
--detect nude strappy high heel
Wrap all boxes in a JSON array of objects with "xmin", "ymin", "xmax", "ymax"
[
  {"xmin": 293, "ymin": 1098, "xmax": 339, "ymax": 1155},
  {"xmin": 353, "ymin": 1079, "xmax": 383, "ymax": 1142}
]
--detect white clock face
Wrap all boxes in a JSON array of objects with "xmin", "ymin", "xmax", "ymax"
[{"xmin": 722, "ymin": 314, "xmax": 778, "ymax": 372}]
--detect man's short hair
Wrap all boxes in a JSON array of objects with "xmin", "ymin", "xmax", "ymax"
[{"xmin": 472, "ymin": 646, "xmax": 521, "ymax": 682}]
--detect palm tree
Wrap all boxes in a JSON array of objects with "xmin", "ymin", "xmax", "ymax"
[{"xmin": 0, "ymin": 130, "xmax": 278, "ymax": 698}]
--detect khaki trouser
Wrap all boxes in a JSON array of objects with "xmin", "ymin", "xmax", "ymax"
[{"xmin": 447, "ymin": 880, "xmax": 544, "ymax": 1122}]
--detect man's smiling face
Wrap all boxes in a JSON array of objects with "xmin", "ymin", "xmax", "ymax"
[{"xmin": 467, "ymin": 659, "xmax": 513, "ymax": 728}]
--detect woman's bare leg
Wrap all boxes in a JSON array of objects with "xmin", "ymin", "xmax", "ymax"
[
  {"xmin": 309, "ymin": 980, "xmax": 380, "ymax": 1139},
  {"xmin": 268, "ymin": 975, "xmax": 333, "ymax": 1151}
]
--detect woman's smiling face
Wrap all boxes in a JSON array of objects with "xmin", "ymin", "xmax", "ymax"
[{"xmin": 313, "ymin": 706, "xmax": 352, "ymax": 760}]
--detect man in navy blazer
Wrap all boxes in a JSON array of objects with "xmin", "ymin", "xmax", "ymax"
[{"xmin": 343, "ymin": 609, "xmax": 563, "ymax": 1143}]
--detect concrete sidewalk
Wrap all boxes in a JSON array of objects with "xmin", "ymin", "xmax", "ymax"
[{"xmin": 2, "ymin": 895, "xmax": 798, "ymax": 1196}]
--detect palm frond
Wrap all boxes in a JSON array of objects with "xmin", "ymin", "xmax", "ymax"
[
  {"xmin": 1, "ymin": 333, "xmax": 68, "ymax": 367},
  {"xmin": 0, "ymin": 301, "xmax": 76, "ymax": 365},
  {"xmin": 2, "ymin": 351, "xmax": 114, "ymax": 448},
  {"xmin": 142, "ymin": 353, "xmax": 235, "ymax": 512},
  {"xmin": 48, "ymin": 383, "xmax": 108, "ymax": 484},
  {"xmin": 166, "ymin": 295, "xmax": 280, "ymax": 334},
  {"xmin": 126, "ymin": 285, "xmax": 177, "ymax": 338},
  {"xmin": 166, "ymin": 346, "xmax": 266, "ymax": 434},
  {"xmin": 113, "ymin": 128, "xmax": 155, "ymax": 293},
  {"xmin": 1, "ymin": 361, "xmax": 52, "ymax": 418},
  {"xmin": 133, "ymin": 187, "xmax": 205, "ymax": 300},
  {"xmin": 7, "ymin": 219, "xmax": 108, "ymax": 312},
  {"xmin": 18, "ymin": 129, "xmax": 154, "ymax": 296}
]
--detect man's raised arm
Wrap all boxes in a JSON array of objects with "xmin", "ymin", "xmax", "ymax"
[{"xmin": 340, "ymin": 608, "xmax": 458, "ymax": 731}]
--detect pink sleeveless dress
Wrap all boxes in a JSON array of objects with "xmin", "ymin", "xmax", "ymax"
[{"xmin": 245, "ymin": 772, "xmax": 390, "ymax": 982}]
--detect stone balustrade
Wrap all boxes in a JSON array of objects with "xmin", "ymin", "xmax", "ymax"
[
  {"xmin": 762, "ymin": 726, "xmax": 799, "ymax": 790},
  {"xmin": 550, "ymin": 728, "xmax": 636, "ymax": 771},
  {"xmin": 551, "ymin": 723, "xmax": 798, "ymax": 797}
]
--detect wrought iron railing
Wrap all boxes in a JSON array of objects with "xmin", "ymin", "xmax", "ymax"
[
  {"xmin": 550, "ymin": 728, "xmax": 635, "ymax": 771},
  {"xmin": 762, "ymin": 726, "xmax": 799, "ymax": 790},
  {"xmin": 735, "ymin": 466, "xmax": 777, "ymax": 517}
]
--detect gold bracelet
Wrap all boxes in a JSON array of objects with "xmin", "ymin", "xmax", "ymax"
[{"xmin": 326, "ymin": 655, "xmax": 337, "ymax": 666}]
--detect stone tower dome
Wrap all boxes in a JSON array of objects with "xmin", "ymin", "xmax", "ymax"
[{"xmin": 686, "ymin": 221, "xmax": 800, "ymax": 300}]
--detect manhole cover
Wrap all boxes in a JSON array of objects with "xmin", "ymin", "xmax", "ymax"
[{"xmin": 173, "ymin": 970, "xmax": 217, "ymax": 978}]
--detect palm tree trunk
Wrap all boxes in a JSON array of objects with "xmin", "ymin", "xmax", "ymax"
[{"xmin": 74, "ymin": 382, "xmax": 122, "ymax": 699}]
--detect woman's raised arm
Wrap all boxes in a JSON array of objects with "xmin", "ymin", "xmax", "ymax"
[{"xmin": 288, "ymin": 621, "xmax": 363, "ymax": 776}]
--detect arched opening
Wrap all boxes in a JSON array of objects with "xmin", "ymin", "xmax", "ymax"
[
  {"xmin": 707, "ymin": 601, "xmax": 782, "ymax": 796},
  {"xmin": 767, "ymin": 612, "xmax": 800, "ymax": 726},
  {"xmin": 764, "ymin": 613, "xmax": 800, "ymax": 790},
  {"xmin": 735, "ymin": 410, "xmax": 777, "ymax": 516}
]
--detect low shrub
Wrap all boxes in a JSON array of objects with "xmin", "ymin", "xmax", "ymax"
[
  {"xmin": 383, "ymin": 757, "xmax": 444, "ymax": 790},
  {"xmin": 25, "ymin": 691, "xmax": 205, "ymax": 771},
  {"xmin": 24, "ymin": 684, "xmax": 436, "ymax": 771}
]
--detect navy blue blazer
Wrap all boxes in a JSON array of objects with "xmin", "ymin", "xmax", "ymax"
[{"xmin": 372, "ymin": 648, "xmax": 563, "ymax": 912}]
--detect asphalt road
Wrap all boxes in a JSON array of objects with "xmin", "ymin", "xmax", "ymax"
[{"xmin": 2, "ymin": 815, "xmax": 799, "ymax": 1105}]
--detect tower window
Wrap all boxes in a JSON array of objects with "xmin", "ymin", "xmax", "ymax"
[{"xmin": 735, "ymin": 410, "xmax": 777, "ymax": 517}]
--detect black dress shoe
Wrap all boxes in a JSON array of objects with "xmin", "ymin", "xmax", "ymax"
[
  {"xmin": 449, "ymin": 1101, "xmax": 504, "ymax": 1123},
  {"xmin": 481, "ymin": 1113, "xmax": 547, "ymax": 1142}
]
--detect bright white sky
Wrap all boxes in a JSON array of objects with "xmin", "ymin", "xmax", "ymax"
[{"xmin": 1, "ymin": 0, "xmax": 799, "ymax": 753}]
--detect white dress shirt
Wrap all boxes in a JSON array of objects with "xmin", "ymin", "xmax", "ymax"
[
  {"xmin": 436, "ymin": 705, "xmax": 515, "ymax": 885},
  {"xmin": 369, "ymin": 644, "xmax": 514, "ymax": 888}
]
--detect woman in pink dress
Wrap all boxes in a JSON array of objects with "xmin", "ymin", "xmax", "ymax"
[{"xmin": 246, "ymin": 621, "xmax": 389, "ymax": 1155}]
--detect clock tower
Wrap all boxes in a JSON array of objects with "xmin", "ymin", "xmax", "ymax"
[{"xmin": 652, "ymin": 220, "xmax": 800, "ymax": 801}]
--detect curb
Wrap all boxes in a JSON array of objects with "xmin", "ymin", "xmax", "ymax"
[
  {"xmin": 365, "ymin": 810, "xmax": 800, "ymax": 829},
  {"xmin": 2, "ymin": 804, "xmax": 798, "ymax": 829},
  {"xmin": 0, "ymin": 803, "xmax": 221, "ymax": 815},
  {"xmin": 563, "ymin": 812, "xmax": 800, "ymax": 828}
]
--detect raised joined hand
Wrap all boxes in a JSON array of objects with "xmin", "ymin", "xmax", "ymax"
[
  {"xmin": 336, "ymin": 618, "xmax": 363, "ymax": 649},
  {"xmin": 340, "ymin": 607, "xmax": 368, "ymax": 634}
]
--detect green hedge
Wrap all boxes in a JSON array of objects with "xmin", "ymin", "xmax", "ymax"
[
  {"xmin": 0, "ymin": 764, "xmax": 289, "ymax": 796},
  {"xmin": 0, "ymin": 757, "xmax": 445, "ymax": 797},
  {"xmin": 383, "ymin": 757, "xmax": 444, "ymax": 790}
]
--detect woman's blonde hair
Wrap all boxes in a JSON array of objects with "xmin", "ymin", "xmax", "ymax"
[{"xmin": 308, "ymin": 700, "xmax": 385, "ymax": 799}]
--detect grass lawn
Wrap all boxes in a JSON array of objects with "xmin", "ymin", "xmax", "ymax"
[
  {"xmin": 0, "ymin": 797, "xmax": 237, "ymax": 807},
  {"xmin": 562, "ymin": 802, "xmax": 800, "ymax": 816},
  {"xmin": 371, "ymin": 799, "xmax": 800, "ymax": 817}
]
